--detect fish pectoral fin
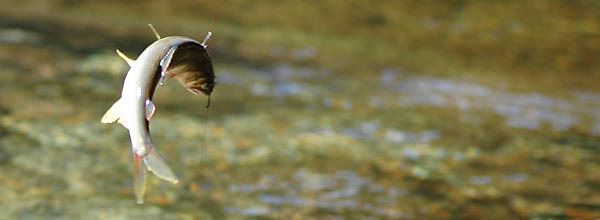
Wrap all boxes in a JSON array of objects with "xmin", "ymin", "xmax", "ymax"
[
  {"xmin": 101, "ymin": 99, "xmax": 122, "ymax": 124},
  {"xmin": 145, "ymin": 100, "xmax": 156, "ymax": 121},
  {"xmin": 143, "ymin": 148, "xmax": 179, "ymax": 184},
  {"xmin": 116, "ymin": 49, "xmax": 136, "ymax": 67}
]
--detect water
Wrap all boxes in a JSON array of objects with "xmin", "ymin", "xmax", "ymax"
[{"xmin": 0, "ymin": 4, "xmax": 599, "ymax": 220}]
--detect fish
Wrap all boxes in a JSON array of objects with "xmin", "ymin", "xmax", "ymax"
[{"xmin": 101, "ymin": 25, "xmax": 216, "ymax": 204}]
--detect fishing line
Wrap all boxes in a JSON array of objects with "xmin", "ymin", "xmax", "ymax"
[
  {"xmin": 193, "ymin": 90, "xmax": 211, "ymax": 212},
  {"xmin": 199, "ymin": 0, "xmax": 216, "ymax": 160},
  {"xmin": 209, "ymin": 0, "xmax": 216, "ymax": 33},
  {"xmin": 199, "ymin": 95, "xmax": 211, "ymax": 160},
  {"xmin": 193, "ymin": 1, "xmax": 216, "ymax": 207}
]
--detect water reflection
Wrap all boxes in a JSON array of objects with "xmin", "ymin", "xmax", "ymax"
[
  {"xmin": 0, "ymin": 28, "xmax": 41, "ymax": 44},
  {"xmin": 0, "ymin": 9, "xmax": 598, "ymax": 220},
  {"xmin": 225, "ymin": 169, "xmax": 406, "ymax": 219},
  {"xmin": 392, "ymin": 76, "xmax": 598, "ymax": 134},
  {"xmin": 225, "ymin": 63, "xmax": 600, "ymax": 135}
]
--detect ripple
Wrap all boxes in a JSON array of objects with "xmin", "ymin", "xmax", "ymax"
[
  {"xmin": 225, "ymin": 169, "xmax": 408, "ymax": 219},
  {"xmin": 384, "ymin": 129, "xmax": 440, "ymax": 145},
  {"xmin": 391, "ymin": 76, "xmax": 598, "ymax": 133}
]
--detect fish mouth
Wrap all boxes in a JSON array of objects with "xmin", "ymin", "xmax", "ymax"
[
  {"xmin": 162, "ymin": 41, "xmax": 216, "ymax": 97},
  {"xmin": 196, "ymin": 88, "xmax": 212, "ymax": 96},
  {"xmin": 188, "ymin": 84, "xmax": 214, "ymax": 96}
]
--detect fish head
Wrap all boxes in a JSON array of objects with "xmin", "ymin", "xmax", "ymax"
[
  {"xmin": 165, "ymin": 41, "xmax": 216, "ymax": 96},
  {"xmin": 173, "ymin": 70, "xmax": 216, "ymax": 96}
]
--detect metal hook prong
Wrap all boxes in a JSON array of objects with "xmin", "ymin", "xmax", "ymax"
[{"xmin": 202, "ymin": 32, "xmax": 212, "ymax": 46}]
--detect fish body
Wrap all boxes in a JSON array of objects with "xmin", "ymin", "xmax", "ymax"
[{"xmin": 101, "ymin": 33, "xmax": 215, "ymax": 204}]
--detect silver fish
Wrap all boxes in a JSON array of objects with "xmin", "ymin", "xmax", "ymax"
[{"xmin": 101, "ymin": 26, "xmax": 215, "ymax": 204}]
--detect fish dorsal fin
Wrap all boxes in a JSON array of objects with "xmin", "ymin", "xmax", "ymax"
[
  {"xmin": 101, "ymin": 99, "xmax": 124, "ymax": 124},
  {"xmin": 148, "ymin": 24, "xmax": 161, "ymax": 40},
  {"xmin": 145, "ymin": 100, "xmax": 156, "ymax": 121},
  {"xmin": 116, "ymin": 49, "xmax": 136, "ymax": 67}
]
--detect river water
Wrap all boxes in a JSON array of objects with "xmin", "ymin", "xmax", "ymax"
[{"xmin": 0, "ymin": 4, "xmax": 599, "ymax": 220}]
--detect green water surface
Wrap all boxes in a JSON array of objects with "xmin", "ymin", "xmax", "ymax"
[{"xmin": 0, "ymin": 1, "xmax": 599, "ymax": 219}]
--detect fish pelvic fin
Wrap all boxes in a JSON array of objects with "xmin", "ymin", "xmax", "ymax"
[
  {"xmin": 143, "ymin": 148, "xmax": 179, "ymax": 184},
  {"xmin": 116, "ymin": 49, "xmax": 136, "ymax": 67},
  {"xmin": 133, "ymin": 153, "xmax": 148, "ymax": 204},
  {"xmin": 145, "ymin": 100, "xmax": 156, "ymax": 121}
]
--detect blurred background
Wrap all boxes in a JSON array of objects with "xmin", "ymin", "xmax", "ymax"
[{"xmin": 0, "ymin": 1, "xmax": 599, "ymax": 219}]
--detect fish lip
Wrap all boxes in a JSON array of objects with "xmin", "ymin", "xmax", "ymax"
[
  {"xmin": 192, "ymin": 86, "xmax": 213, "ymax": 96},
  {"xmin": 199, "ymin": 90, "xmax": 212, "ymax": 96}
]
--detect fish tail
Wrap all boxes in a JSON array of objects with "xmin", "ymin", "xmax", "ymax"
[
  {"xmin": 133, "ymin": 153, "xmax": 147, "ymax": 204},
  {"xmin": 142, "ymin": 148, "xmax": 179, "ymax": 184}
]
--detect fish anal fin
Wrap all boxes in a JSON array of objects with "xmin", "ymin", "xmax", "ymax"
[
  {"xmin": 145, "ymin": 100, "xmax": 156, "ymax": 121},
  {"xmin": 116, "ymin": 49, "xmax": 136, "ymax": 67}
]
